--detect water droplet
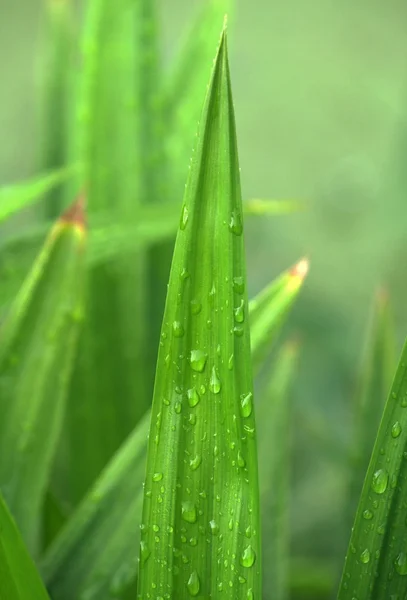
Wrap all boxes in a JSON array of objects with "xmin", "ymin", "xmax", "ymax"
[
  {"xmin": 401, "ymin": 396, "xmax": 407, "ymax": 408},
  {"xmin": 187, "ymin": 570, "xmax": 200, "ymax": 596},
  {"xmin": 240, "ymin": 392, "xmax": 253, "ymax": 418},
  {"xmin": 392, "ymin": 421, "xmax": 402, "ymax": 438},
  {"xmin": 182, "ymin": 501, "xmax": 197, "ymax": 523},
  {"xmin": 234, "ymin": 300, "xmax": 245, "ymax": 323},
  {"xmin": 173, "ymin": 321, "xmax": 184, "ymax": 337},
  {"xmin": 237, "ymin": 451, "xmax": 246, "ymax": 468},
  {"xmin": 233, "ymin": 325, "xmax": 244, "ymax": 337},
  {"xmin": 187, "ymin": 388, "xmax": 200, "ymax": 407},
  {"xmin": 210, "ymin": 520, "xmax": 219, "ymax": 535},
  {"xmin": 180, "ymin": 267, "xmax": 190, "ymax": 281},
  {"xmin": 189, "ymin": 413, "xmax": 196, "ymax": 425},
  {"xmin": 209, "ymin": 367, "xmax": 221, "ymax": 394},
  {"xmin": 233, "ymin": 276, "xmax": 245, "ymax": 294},
  {"xmin": 153, "ymin": 472, "xmax": 163, "ymax": 482},
  {"xmin": 229, "ymin": 211, "xmax": 243, "ymax": 235},
  {"xmin": 140, "ymin": 540, "xmax": 151, "ymax": 563},
  {"xmin": 247, "ymin": 590, "xmax": 254, "ymax": 600},
  {"xmin": 363, "ymin": 509, "xmax": 373, "ymax": 520},
  {"xmin": 228, "ymin": 354, "xmax": 234, "ymax": 370},
  {"xmin": 180, "ymin": 204, "xmax": 189, "ymax": 230},
  {"xmin": 189, "ymin": 455, "xmax": 201, "ymax": 470},
  {"xmin": 245, "ymin": 525, "xmax": 252, "ymax": 538},
  {"xmin": 240, "ymin": 545, "xmax": 256, "ymax": 568},
  {"xmin": 360, "ymin": 549, "xmax": 370, "ymax": 563},
  {"xmin": 372, "ymin": 468, "xmax": 389, "ymax": 494},
  {"xmin": 190, "ymin": 350, "xmax": 207, "ymax": 372},
  {"xmin": 174, "ymin": 401, "xmax": 182, "ymax": 414},
  {"xmin": 190, "ymin": 299, "xmax": 202, "ymax": 315},
  {"xmin": 395, "ymin": 552, "xmax": 407, "ymax": 575}
]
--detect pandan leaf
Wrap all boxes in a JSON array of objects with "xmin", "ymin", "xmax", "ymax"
[
  {"xmin": 63, "ymin": 0, "xmax": 161, "ymax": 507},
  {"xmin": 337, "ymin": 338, "xmax": 407, "ymax": 599},
  {"xmin": 250, "ymin": 258, "xmax": 309, "ymax": 369},
  {"xmin": 258, "ymin": 339, "xmax": 300, "ymax": 600},
  {"xmin": 138, "ymin": 24, "xmax": 261, "ymax": 599},
  {"xmin": 40, "ymin": 261, "xmax": 306, "ymax": 599},
  {"xmin": 0, "ymin": 491, "xmax": 50, "ymax": 599},
  {"xmin": 0, "ymin": 169, "xmax": 73, "ymax": 225},
  {"xmin": 40, "ymin": 0, "xmax": 76, "ymax": 219},
  {"xmin": 0, "ymin": 197, "xmax": 86, "ymax": 555},
  {"xmin": 349, "ymin": 288, "xmax": 396, "ymax": 519}
]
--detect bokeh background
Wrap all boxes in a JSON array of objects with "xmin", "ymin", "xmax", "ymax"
[{"xmin": 1, "ymin": 0, "xmax": 407, "ymax": 597}]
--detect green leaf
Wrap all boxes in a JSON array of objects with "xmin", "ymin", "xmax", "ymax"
[
  {"xmin": 0, "ymin": 169, "xmax": 73, "ymax": 225},
  {"xmin": 40, "ymin": 262, "xmax": 306, "ymax": 599},
  {"xmin": 0, "ymin": 491, "xmax": 50, "ymax": 599},
  {"xmin": 138, "ymin": 24, "xmax": 261, "ymax": 599},
  {"xmin": 337, "ymin": 338, "xmax": 407, "ymax": 599},
  {"xmin": 0, "ymin": 198, "xmax": 86, "ymax": 555},
  {"xmin": 258, "ymin": 339, "xmax": 299, "ymax": 600},
  {"xmin": 40, "ymin": 411, "xmax": 150, "ymax": 600},
  {"xmin": 349, "ymin": 288, "xmax": 396, "ymax": 519},
  {"xmin": 250, "ymin": 258, "xmax": 309, "ymax": 370},
  {"xmin": 62, "ymin": 0, "xmax": 161, "ymax": 507},
  {"xmin": 40, "ymin": 0, "xmax": 76, "ymax": 219}
]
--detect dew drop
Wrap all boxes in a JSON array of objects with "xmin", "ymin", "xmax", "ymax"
[
  {"xmin": 237, "ymin": 451, "xmax": 246, "ymax": 468},
  {"xmin": 360, "ymin": 549, "xmax": 370, "ymax": 563},
  {"xmin": 210, "ymin": 520, "xmax": 219, "ymax": 535},
  {"xmin": 401, "ymin": 396, "xmax": 407, "ymax": 408},
  {"xmin": 209, "ymin": 366, "xmax": 221, "ymax": 394},
  {"xmin": 189, "ymin": 455, "xmax": 202, "ymax": 471},
  {"xmin": 180, "ymin": 204, "xmax": 189, "ymax": 230},
  {"xmin": 153, "ymin": 472, "xmax": 163, "ymax": 482},
  {"xmin": 182, "ymin": 501, "xmax": 197, "ymax": 523},
  {"xmin": 240, "ymin": 545, "xmax": 256, "ymax": 568},
  {"xmin": 229, "ymin": 211, "xmax": 243, "ymax": 235},
  {"xmin": 233, "ymin": 276, "xmax": 245, "ymax": 294},
  {"xmin": 372, "ymin": 469, "xmax": 389, "ymax": 494},
  {"xmin": 140, "ymin": 540, "xmax": 151, "ymax": 563},
  {"xmin": 234, "ymin": 300, "xmax": 245, "ymax": 323},
  {"xmin": 247, "ymin": 590, "xmax": 254, "ymax": 600},
  {"xmin": 392, "ymin": 421, "xmax": 402, "ymax": 438},
  {"xmin": 190, "ymin": 350, "xmax": 207, "ymax": 372},
  {"xmin": 174, "ymin": 400, "xmax": 182, "ymax": 414},
  {"xmin": 362, "ymin": 509, "xmax": 373, "ymax": 520},
  {"xmin": 228, "ymin": 354, "xmax": 234, "ymax": 370},
  {"xmin": 233, "ymin": 325, "xmax": 244, "ymax": 337},
  {"xmin": 395, "ymin": 552, "xmax": 407, "ymax": 575},
  {"xmin": 240, "ymin": 392, "xmax": 253, "ymax": 418},
  {"xmin": 173, "ymin": 321, "xmax": 184, "ymax": 338},
  {"xmin": 187, "ymin": 570, "xmax": 200, "ymax": 596},
  {"xmin": 187, "ymin": 388, "xmax": 200, "ymax": 407},
  {"xmin": 190, "ymin": 300, "xmax": 202, "ymax": 315}
]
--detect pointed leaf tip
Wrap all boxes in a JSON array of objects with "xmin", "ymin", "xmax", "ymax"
[
  {"xmin": 60, "ymin": 193, "xmax": 87, "ymax": 230},
  {"xmin": 290, "ymin": 257, "xmax": 309, "ymax": 280}
]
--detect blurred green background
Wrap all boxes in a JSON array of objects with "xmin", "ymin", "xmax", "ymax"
[{"xmin": 1, "ymin": 0, "xmax": 407, "ymax": 595}]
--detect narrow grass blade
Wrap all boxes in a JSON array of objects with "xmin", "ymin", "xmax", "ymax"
[
  {"xmin": 258, "ymin": 339, "xmax": 299, "ymax": 600},
  {"xmin": 349, "ymin": 289, "xmax": 396, "ymax": 517},
  {"xmin": 138, "ymin": 25, "xmax": 261, "ymax": 599},
  {"xmin": 250, "ymin": 258, "xmax": 309, "ymax": 370},
  {"xmin": 0, "ymin": 492, "xmax": 50, "ymax": 600},
  {"xmin": 0, "ymin": 169, "xmax": 72, "ymax": 224},
  {"xmin": 40, "ymin": 0, "xmax": 76, "ymax": 219},
  {"xmin": 0, "ymin": 197, "xmax": 86, "ymax": 554},
  {"xmin": 337, "ymin": 339, "xmax": 407, "ymax": 599},
  {"xmin": 40, "ymin": 270, "xmax": 302, "ymax": 598},
  {"xmin": 63, "ymin": 0, "xmax": 160, "ymax": 506},
  {"xmin": 40, "ymin": 411, "xmax": 150, "ymax": 600}
]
